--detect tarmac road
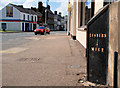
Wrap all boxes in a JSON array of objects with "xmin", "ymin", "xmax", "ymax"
[
  {"xmin": 2, "ymin": 31, "xmax": 86, "ymax": 86},
  {"xmin": 1, "ymin": 32, "xmax": 34, "ymax": 50},
  {"xmin": 1, "ymin": 31, "xmax": 65, "ymax": 50}
]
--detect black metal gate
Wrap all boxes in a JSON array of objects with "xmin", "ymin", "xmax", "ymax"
[{"xmin": 87, "ymin": 6, "xmax": 109, "ymax": 85}]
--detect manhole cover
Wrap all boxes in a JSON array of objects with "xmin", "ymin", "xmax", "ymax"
[
  {"xmin": 70, "ymin": 65, "xmax": 80, "ymax": 68},
  {"xmin": 19, "ymin": 58, "xmax": 40, "ymax": 62}
]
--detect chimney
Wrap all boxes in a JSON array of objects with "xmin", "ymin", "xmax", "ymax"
[
  {"xmin": 59, "ymin": 12, "xmax": 61, "ymax": 15},
  {"xmin": 85, "ymin": 6, "xmax": 88, "ymax": 10},
  {"xmin": 59, "ymin": 12, "xmax": 61, "ymax": 16},
  {"xmin": 38, "ymin": 1, "xmax": 43, "ymax": 12},
  {"xmin": 47, "ymin": 5, "xmax": 50, "ymax": 10},
  {"xmin": 54, "ymin": 11, "xmax": 57, "ymax": 15}
]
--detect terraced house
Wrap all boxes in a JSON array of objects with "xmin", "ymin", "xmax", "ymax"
[
  {"xmin": 37, "ymin": 1, "xmax": 54, "ymax": 30},
  {"xmin": 0, "ymin": 3, "xmax": 42, "ymax": 31}
]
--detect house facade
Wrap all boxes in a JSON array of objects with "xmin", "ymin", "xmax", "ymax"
[
  {"xmin": 54, "ymin": 11, "xmax": 67, "ymax": 31},
  {"xmin": 54, "ymin": 11, "xmax": 62, "ymax": 31},
  {"xmin": 0, "ymin": 3, "xmax": 42, "ymax": 31},
  {"xmin": 37, "ymin": 2, "xmax": 54, "ymax": 30},
  {"xmin": 63, "ymin": 15, "xmax": 68, "ymax": 31}
]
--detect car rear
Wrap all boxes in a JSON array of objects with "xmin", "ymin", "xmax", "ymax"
[{"xmin": 34, "ymin": 26, "xmax": 45, "ymax": 35}]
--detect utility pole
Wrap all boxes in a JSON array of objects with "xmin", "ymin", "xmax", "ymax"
[{"xmin": 45, "ymin": 0, "xmax": 49, "ymax": 35}]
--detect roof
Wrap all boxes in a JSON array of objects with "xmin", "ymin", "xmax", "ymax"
[
  {"xmin": 42, "ymin": 6, "xmax": 53, "ymax": 14},
  {"xmin": 10, "ymin": 3, "xmax": 42, "ymax": 17},
  {"xmin": 47, "ymin": 8, "xmax": 54, "ymax": 14}
]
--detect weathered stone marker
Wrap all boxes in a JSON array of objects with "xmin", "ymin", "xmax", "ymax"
[
  {"xmin": 87, "ymin": 1, "xmax": 120, "ymax": 86},
  {"xmin": 87, "ymin": 5, "xmax": 109, "ymax": 85}
]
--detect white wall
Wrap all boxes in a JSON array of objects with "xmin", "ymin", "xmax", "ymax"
[
  {"xmin": 72, "ymin": 2, "xmax": 76, "ymax": 36},
  {"xmin": 76, "ymin": 30, "xmax": 87, "ymax": 48},
  {"xmin": 0, "ymin": 4, "xmax": 38, "ymax": 31},
  {"xmin": 75, "ymin": 1, "xmax": 87, "ymax": 48},
  {"xmin": 33, "ymin": 15, "xmax": 37, "ymax": 22},
  {"xmin": 8, "ymin": 22, "xmax": 21, "ymax": 31},
  {"xmin": 76, "ymin": 0, "xmax": 79, "ymax": 29},
  {"xmin": 20, "ymin": 12, "xmax": 29, "ymax": 20},
  {"xmin": 20, "ymin": 12, "xmax": 37, "ymax": 22},
  {"xmin": 0, "ymin": 22, "xmax": 21, "ymax": 31},
  {"xmin": 0, "ymin": 4, "xmax": 21, "ymax": 31},
  {"xmin": 94, "ymin": 0, "xmax": 104, "ymax": 14},
  {"xmin": 3, "ymin": 4, "xmax": 38, "ymax": 22},
  {"xmin": 2, "ymin": 4, "xmax": 20, "ymax": 20}
]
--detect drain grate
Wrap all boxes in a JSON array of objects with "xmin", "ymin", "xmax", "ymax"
[
  {"xmin": 70, "ymin": 65, "xmax": 80, "ymax": 68},
  {"xmin": 19, "ymin": 58, "xmax": 40, "ymax": 62}
]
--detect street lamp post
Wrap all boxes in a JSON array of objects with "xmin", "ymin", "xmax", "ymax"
[{"xmin": 45, "ymin": 0, "xmax": 49, "ymax": 35}]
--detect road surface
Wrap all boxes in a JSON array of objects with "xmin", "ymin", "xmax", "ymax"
[{"xmin": 1, "ymin": 31, "xmax": 86, "ymax": 86}]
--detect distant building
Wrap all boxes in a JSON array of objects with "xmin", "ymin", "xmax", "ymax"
[
  {"xmin": 54, "ymin": 11, "xmax": 67, "ymax": 31},
  {"xmin": 54, "ymin": 11, "xmax": 61, "ymax": 30},
  {"xmin": 64, "ymin": 15, "xmax": 68, "ymax": 31},
  {"xmin": 37, "ymin": 1, "xmax": 54, "ymax": 30},
  {"xmin": 0, "ymin": 3, "xmax": 42, "ymax": 31}
]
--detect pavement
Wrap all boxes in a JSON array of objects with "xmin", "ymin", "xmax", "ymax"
[{"xmin": 2, "ymin": 31, "xmax": 87, "ymax": 86}]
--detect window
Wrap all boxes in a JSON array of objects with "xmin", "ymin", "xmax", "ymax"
[
  {"xmin": 35, "ymin": 16, "xmax": 36, "ymax": 22},
  {"xmin": 103, "ymin": 0, "xmax": 111, "ymax": 6},
  {"xmin": 31, "ymin": 16, "xmax": 33, "ymax": 22},
  {"xmin": 28, "ymin": 15, "xmax": 29, "ymax": 20},
  {"xmin": 80, "ymin": 2, "xmax": 83, "ymax": 26},
  {"xmin": 85, "ymin": 0, "xmax": 95, "ymax": 25},
  {"xmin": 91, "ymin": 1, "xmax": 95, "ymax": 18},
  {"xmin": 22, "ymin": 23, "xmax": 24, "ymax": 31},
  {"xmin": 85, "ymin": 1, "xmax": 92, "ymax": 25},
  {"xmin": 23, "ymin": 14, "xmax": 25, "ymax": 20},
  {"xmin": 37, "ymin": 17, "xmax": 39, "ymax": 21}
]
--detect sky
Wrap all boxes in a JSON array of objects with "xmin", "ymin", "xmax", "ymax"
[
  {"xmin": 85, "ymin": 0, "xmax": 91, "ymax": 8},
  {"xmin": 0, "ymin": 0, "xmax": 68, "ymax": 16}
]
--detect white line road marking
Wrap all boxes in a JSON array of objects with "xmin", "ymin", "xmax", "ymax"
[{"xmin": 0, "ymin": 48, "xmax": 28, "ymax": 54}]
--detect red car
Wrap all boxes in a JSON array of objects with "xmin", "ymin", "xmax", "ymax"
[{"xmin": 34, "ymin": 26, "xmax": 50, "ymax": 35}]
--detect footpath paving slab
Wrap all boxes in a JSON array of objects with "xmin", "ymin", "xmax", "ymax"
[{"xmin": 2, "ymin": 32, "xmax": 86, "ymax": 86}]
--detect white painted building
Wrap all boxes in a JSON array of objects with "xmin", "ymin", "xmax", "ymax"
[
  {"xmin": 0, "ymin": 3, "xmax": 42, "ymax": 31},
  {"xmin": 67, "ymin": 0, "xmax": 117, "ymax": 48}
]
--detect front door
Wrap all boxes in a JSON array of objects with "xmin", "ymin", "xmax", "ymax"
[
  {"xmin": 22, "ymin": 23, "xmax": 24, "ymax": 31},
  {"xmin": 2, "ymin": 23, "xmax": 7, "ymax": 31},
  {"xmin": 25, "ymin": 23, "xmax": 29, "ymax": 32}
]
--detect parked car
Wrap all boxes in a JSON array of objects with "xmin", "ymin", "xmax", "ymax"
[{"xmin": 34, "ymin": 26, "xmax": 50, "ymax": 35}]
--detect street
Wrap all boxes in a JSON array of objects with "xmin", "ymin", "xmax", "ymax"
[
  {"xmin": 1, "ymin": 32, "xmax": 62, "ymax": 50},
  {"xmin": 2, "ymin": 31, "xmax": 86, "ymax": 86},
  {"xmin": 0, "ymin": 0, "xmax": 119, "ymax": 87}
]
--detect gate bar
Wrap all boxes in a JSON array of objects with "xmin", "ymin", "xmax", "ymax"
[{"xmin": 114, "ymin": 51, "xmax": 118, "ymax": 88}]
